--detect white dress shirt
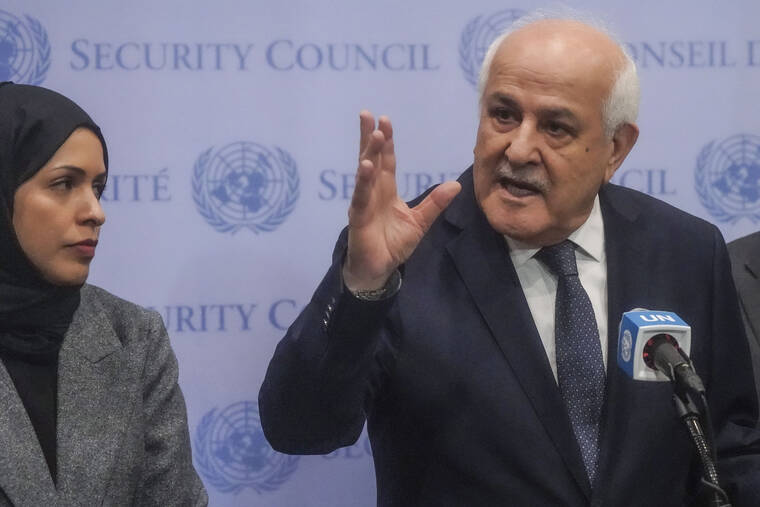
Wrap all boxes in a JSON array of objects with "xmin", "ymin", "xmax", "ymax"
[{"xmin": 505, "ymin": 196, "xmax": 608, "ymax": 382}]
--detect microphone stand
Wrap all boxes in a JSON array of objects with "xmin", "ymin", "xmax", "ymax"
[{"xmin": 669, "ymin": 367, "xmax": 731, "ymax": 507}]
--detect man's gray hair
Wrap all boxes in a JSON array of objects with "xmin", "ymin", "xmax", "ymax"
[{"xmin": 477, "ymin": 9, "xmax": 640, "ymax": 138}]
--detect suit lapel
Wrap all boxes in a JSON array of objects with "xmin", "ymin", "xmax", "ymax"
[
  {"xmin": 55, "ymin": 291, "xmax": 139, "ymax": 505},
  {"xmin": 443, "ymin": 175, "xmax": 592, "ymax": 498},
  {"xmin": 738, "ymin": 255, "xmax": 760, "ymax": 343},
  {"xmin": 744, "ymin": 258, "xmax": 760, "ymax": 282},
  {"xmin": 0, "ymin": 362, "xmax": 57, "ymax": 506},
  {"xmin": 593, "ymin": 186, "xmax": 650, "ymax": 496}
]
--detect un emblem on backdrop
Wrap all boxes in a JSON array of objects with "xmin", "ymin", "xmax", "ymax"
[
  {"xmin": 195, "ymin": 401, "xmax": 299, "ymax": 494},
  {"xmin": 192, "ymin": 141, "xmax": 299, "ymax": 234},
  {"xmin": 695, "ymin": 134, "xmax": 760, "ymax": 224},
  {"xmin": 459, "ymin": 8, "xmax": 525, "ymax": 87},
  {"xmin": 0, "ymin": 10, "xmax": 49, "ymax": 84}
]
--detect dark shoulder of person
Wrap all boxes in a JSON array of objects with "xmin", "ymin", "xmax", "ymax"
[
  {"xmin": 603, "ymin": 183, "xmax": 721, "ymax": 242},
  {"xmin": 728, "ymin": 230, "xmax": 760, "ymax": 258}
]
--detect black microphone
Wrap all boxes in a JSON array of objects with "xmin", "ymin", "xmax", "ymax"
[{"xmin": 643, "ymin": 333, "xmax": 705, "ymax": 394}]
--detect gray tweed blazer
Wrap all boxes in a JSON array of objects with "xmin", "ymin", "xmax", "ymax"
[
  {"xmin": 729, "ymin": 231, "xmax": 760, "ymax": 410},
  {"xmin": 0, "ymin": 284, "xmax": 208, "ymax": 506}
]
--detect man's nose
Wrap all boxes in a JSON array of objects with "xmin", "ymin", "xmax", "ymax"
[{"xmin": 504, "ymin": 120, "xmax": 541, "ymax": 166}]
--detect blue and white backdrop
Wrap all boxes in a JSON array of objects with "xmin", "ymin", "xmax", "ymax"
[{"xmin": 3, "ymin": 0, "xmax": 760, "ymax": 505}]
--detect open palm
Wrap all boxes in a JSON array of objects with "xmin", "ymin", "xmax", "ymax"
[{"xmin": 342, "ymin": 111, "xmax": 461, "ymax": 291}]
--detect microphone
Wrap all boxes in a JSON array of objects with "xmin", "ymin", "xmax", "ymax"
[
  {"xmin": 618, "ymin": 311, "xmax": 728, "ymax": 504},
  {"xmin": 643, "ymin": 333, "xmax": 705, "ymax": 394},
  {"xmin": 617, "ymin": 309, "xmax": 693, "ymax": 383}
]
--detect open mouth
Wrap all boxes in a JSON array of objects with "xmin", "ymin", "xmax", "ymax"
[{"xmin": 499, "ymin": 176, "xmax": 542, "ymax": 197}]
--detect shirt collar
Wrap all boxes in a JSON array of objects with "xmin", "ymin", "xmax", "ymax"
[{"xmin": 505, "ymin": 195, "xmax": 605, "ymax": 268}]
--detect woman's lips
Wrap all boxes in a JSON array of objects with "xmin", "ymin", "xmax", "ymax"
[{"xmin": 70, "ymin": 239, "xmax": 97, "ymax": 257}]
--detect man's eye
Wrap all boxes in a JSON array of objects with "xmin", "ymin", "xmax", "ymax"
[
  {"xmin": 491, "ymin": 108, "xmax": 518, "ymax": 124},
  {"xmin": 546, "ymin": 122, "xmax": 570, "ymax": 137}
]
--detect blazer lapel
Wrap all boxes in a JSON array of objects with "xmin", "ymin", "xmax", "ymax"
[
  {"xmin": 593, "ymin": 186, "xmax": 650, "ymax": 497},
  {"xmin": 55, "ymin": 292, "xmax": 140, "ymax": 505},
  {"xmin": 738, "ymin": 255, "xmax": 760, "ymax": 343},
  {"xmin": 0, "ymin": 362, "xmax": 57, "ymax": 506},
  {"xmin": 443, "ymin": 174, "xmax": 592, "ymax": 498}
]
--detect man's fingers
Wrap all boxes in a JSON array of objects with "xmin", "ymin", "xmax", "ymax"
[
  {"xmin": 413, "ymin": 181, "xmax": 462, "ymax": 231},
  {"xmin": 349, "ymin": 159, "xmax": 377, "ymax": 217},
  {"xmin": 377, "ymin": 116, "xmax": 393, "ymax": 141},
  {"xmin": 359, "ymin": 112, "xmax": 395, "ymax": 173},
  {"xmin": 380, "ymin": 136, "xmax": 396, "ymax": 175},
  {"xmin": 359, "ymin": 110, "xmax": 375, "ymax": 158},
  {"xmin": 375, "ymin": 116, "xmax": 396, "ymax": 174},
  {"xmin": 361, "ymin": 129, "xmax": 386, "ymax": 166}
]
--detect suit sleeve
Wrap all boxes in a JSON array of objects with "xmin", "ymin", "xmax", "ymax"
[
  {"xmin": 708, "ymin": 227, "xmax": 760, "ymax": 505},
  {"xmin": 259, "ymin": 228, "xmax": 397, "ymax": 454},
  {"xmin": 135, "ymin": 311, "xmax": 209, "ymax": 507}
]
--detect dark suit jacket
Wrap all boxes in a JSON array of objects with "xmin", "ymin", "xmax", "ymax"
[
  {"xmin": 260, "ymin": 168, "xmax": 760, "ymax": 506},
  {"xmin": 0, "ymin": 285, "xmax": 207, "ymax": 507},
  {"xmin": 728, "ymin": 231, "xmax": 760, "ymax": 410}
]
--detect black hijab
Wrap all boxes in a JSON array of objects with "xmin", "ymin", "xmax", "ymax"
[
  {"xmin": 0, "ymin": 82, "xmax": 108, "ymax": 326},
  {"xmin": 0, "ymin": 83, "xmax": 108, "ymax": 482}
]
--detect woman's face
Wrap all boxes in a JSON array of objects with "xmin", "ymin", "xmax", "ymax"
[{"xmin": 12, "ymin": 127, "xmax": 107, "ymax": 286}]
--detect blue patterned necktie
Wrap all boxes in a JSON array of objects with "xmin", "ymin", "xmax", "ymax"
[{"xmin": 535, "ymin": 240, "xmax": 606, "ymax": 484}]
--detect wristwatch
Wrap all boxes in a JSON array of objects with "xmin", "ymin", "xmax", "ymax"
[{"xmin": 350, "ymin": 269, "xmax": 402, "ymax": 301}]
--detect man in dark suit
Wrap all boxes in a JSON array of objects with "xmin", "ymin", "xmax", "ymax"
[
  {"xmin": 729, "ymin": 231, "xmax": 760, "ymax": 409},
  {"xmin": 259, "ymin": 14, "xmax": 760, "ymax": 506}
]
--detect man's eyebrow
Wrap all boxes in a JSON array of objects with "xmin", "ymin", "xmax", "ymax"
[
  {"xmin": 537, "ymin": 107, "xmax": 579, "ymax": 123},
  {"xmin": 486, "ymin": 92, "xmax": 519, "ymax": 108},
  {"xmin": 484, "ymin": 93, "xmax": 580, "ymax": 124}
]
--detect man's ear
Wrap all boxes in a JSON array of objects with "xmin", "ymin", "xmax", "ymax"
[{"xmin": 604, "ymin": 123, "xmax": 639, "ymax": 182}]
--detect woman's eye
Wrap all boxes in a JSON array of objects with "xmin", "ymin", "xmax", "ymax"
[
  {"xmin": 50, "ymin": 178, "xmax": 73, "ymax": 191},
  {"xmin": 93, "ymin": 183, "xmax": 106, "ymax": 199}
]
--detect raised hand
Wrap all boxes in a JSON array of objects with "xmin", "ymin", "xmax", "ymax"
[{"xmin": 342, "ymin": 111, "xmax": 461, "ymax": 291}]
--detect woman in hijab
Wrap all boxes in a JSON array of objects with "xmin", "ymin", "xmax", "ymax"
[{"xmin": 0, "ymin": 82, "xmax": 207, "ymax": 506}]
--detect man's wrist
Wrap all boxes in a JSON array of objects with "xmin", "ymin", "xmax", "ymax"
[{"xmin": 348, "ymin": 269, "xmax": 402, "ymax": 301}]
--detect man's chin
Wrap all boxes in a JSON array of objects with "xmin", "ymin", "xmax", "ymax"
[
  {"xmin": 483, "ymin": 211, "xmax": 568, "ymax": 247},
  {"xmin": 481, "ymin": 194, "xmax": 540, "ymax": 231}
]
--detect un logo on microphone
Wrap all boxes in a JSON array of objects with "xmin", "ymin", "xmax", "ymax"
[
  {"xmin": 621, "ymin": 329, "xmax": 633, "ymax": 363},
  {"xmin": 695, "ymin": 134, "xmax": 760, "ymax": 224},
  {"xmin": 0, "ymin": 10, "xmax": 50, "ymax": 84},
  {"xmin": 194, "ymin": 401, "xmax": 299, "ymax": 494},
  {"xmin": 192, "ymin": 141, "xmax": 299, "ymax": 234},
  {"xmin": 459, "ymin": 8, "xmax": 525, "ymax": 87}
]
